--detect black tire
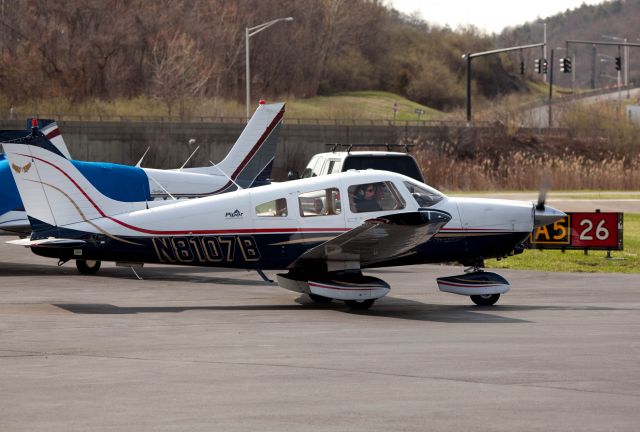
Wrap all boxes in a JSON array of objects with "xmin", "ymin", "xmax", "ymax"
[
  {"xmin": 470, "ymin": 294, "xmax": 500, "ymax": 306},
  {"xmin": 309, "ymin": 293, "xmax": 333, "ymax": 303},
  {"xmin": 344, "ymin": 299, "xmax": 375, "ymax": 311},
  {"xmin": 76, "ymin": 259, "xmax": 101, "ymax": 275}
]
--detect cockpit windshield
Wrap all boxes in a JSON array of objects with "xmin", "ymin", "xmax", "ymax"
[{"xmin": 403, "ymin": 181, "xmax": 444, "ymax": 208}]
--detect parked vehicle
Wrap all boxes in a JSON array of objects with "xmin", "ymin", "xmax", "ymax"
[{"xmin": 290, "ymin": 144, "xmax": 424, "ymax": 183}]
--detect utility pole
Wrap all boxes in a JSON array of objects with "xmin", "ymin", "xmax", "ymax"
[
  {"xmin": 591, "ymin": 44, "xmax": 597, "ymax": 89},
  {"xmin": 548, "ymin": 49, "xmax": 554, "ymax": 128}
]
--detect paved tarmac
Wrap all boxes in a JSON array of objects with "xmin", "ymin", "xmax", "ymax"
[{"xmin": 1, "ymin": 240, "xmax": 639, "ymax": 431}]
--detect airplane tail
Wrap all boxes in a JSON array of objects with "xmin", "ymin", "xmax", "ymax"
[
  {"xmin": 184, "ymin": 102, "xmax": 284, "ymax": 191},
  {"xmin": 2, "ymin": 127, "xmax": 147, "ymax": 232}
]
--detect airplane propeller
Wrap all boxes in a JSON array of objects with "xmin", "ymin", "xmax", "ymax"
[
  {"xmin": 533, "ymin": 175, "xmax": 565, "ymax": 227},
  {"xmin": 536, "ymin": 176, "xmax": 549, "ymax": 211}
]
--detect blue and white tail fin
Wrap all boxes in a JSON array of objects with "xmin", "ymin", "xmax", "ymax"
[
  {"xmin": 26, "ymin": 118, "xmax": 71, "ymax": 159},
  {"xmin": 3, "ymin": 128, "xmax": 146, "ymax": 231},
  {"xmin": 182, "ymin": 102, "xmax": 284, "ymax": 191}
]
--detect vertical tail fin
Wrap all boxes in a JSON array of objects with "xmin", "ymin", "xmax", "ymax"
[
  {"xmin": 184, "ymin": 102, "xmax": 284, "ymax": 191},
  {"xmin": 3, "ymin": 130, "xmax": 146, "ymax": 230}
]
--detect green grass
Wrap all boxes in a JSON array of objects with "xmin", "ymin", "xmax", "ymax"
[
  {"xmin": 487, "ymin": 213, "xmax": 639, "ymax": 273},
  {"xmin": 5, "ymin": 91, "xmax": 442, "ymax": 121},
  {"xmin": 286, "ymin": 91, "xmax": 442, "ymax": 121}
]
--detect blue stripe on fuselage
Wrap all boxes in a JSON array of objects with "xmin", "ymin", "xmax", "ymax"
[
  {"xmin": 0, "ymin": 158, "xmax": 23, "ymax": 215},
  {"xmin": 71, "ymin": 161, "xmax": 151, "ymax": 202}
]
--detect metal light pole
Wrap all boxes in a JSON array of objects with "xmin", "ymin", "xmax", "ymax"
[
  {"xmin": 245, "ymin": 17, "xmax": 294, "ymax": 120},
  {"xmin": 463, "ymin": 42, "xmax": 545, "ymax": 125}
]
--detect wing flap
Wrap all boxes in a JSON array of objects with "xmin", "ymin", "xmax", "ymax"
[{"xmin": 289, "ymin": 209, "xmax": 451, "ymax": 269}]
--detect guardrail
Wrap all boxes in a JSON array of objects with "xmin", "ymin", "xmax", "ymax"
[
  {"xmin": 521, "ymin": 85, "xmax": 638, "ymax": 111},
  {"xmin": 3, "ymin": 112, "xmax": 491, "ymax": 128}
]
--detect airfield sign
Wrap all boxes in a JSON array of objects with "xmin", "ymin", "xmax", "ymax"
[{"xmin": 528, "ymin": 212, "xmax": 623, "ymax": 250}]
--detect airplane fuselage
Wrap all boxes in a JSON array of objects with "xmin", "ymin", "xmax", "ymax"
[{"xmin": 26, "ymin": 171, "xmax": 536, "ymax": 271}]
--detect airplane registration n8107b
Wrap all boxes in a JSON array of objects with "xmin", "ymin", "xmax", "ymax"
[{"xmin": 2, "ymin": 125, "xmax": 565, "ymax": 310}]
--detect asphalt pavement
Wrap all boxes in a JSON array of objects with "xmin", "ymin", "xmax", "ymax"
[{"xmin": 1, "ymin": 240, "xmax": 639, "ymax": 431}]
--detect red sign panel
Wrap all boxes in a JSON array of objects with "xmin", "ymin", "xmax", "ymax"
[
  {"xmin": 570, "ymin": 212, "xmax": 620, "ymax": 248},
  {"xmin": 528, "ymin": 212, "xmax": 623, "ymax": 250}
]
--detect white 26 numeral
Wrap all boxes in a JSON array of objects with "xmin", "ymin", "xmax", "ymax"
[{"xmin": 579, "ymin": 219, "xmax": 609, "ymax": 241}]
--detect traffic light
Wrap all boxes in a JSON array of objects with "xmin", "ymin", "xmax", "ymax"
[
  {"xmin": 542, "ymin": 58, "xmax": 549, "ymax": 74},
  {"xmin": 520, "ymin": 61, "xmax": 525, "ymax": 75},
  {"xmin": 615, "ymin": 56, "xmax": 622, "ymax": 71},
  {"xmin": 534, "ymin": 58, "xmax": 541, "ymax": 74},
  {"xmin": 560, "ymin": 57, "xmax": 572, "ymax": 74}
]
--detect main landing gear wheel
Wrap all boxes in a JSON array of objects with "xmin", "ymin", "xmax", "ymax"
[
  {"xmin": 344, "ymin": 299, "xmax": 375, "ymax": 311},
  {"xmin": 76, "ymin": 259, "xmax": 101, "ymax": 275},
  {"xmin": 309, "ymin": 293, "xmax": 333, "ymax": 304},
  {"xmin": 470, "ymin": 294, "xmax": 500, "ymax": 306}
]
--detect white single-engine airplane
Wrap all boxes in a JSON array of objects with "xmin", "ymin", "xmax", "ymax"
[
  {"xmin": 3, "ymin": 126, "xmax": 565, "ymax": 310},
  {"xmin": 0, "ymin": 102, "xmax": 283, "ymax": 234}
]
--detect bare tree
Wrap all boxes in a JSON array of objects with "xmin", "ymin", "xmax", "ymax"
[{"xmin": 151, "ymin": 31, "xmax": 214, "ymax": 117}]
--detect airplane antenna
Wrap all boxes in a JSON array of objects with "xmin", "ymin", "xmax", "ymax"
[
  {"xmin": 148, "ymin": 174, "xmax": 177, "ymax": 200},
  {"xmin": 209, "ymin": 160, "xmax": 244, "ymax": 190},
  {"xmin": 179, "ymin": 139, "xmax": 198, "ymax": 170},
  {"xmin": 255, "ymin": 269, "xmax": 273, "ymax": 283},
  {"xmin": 135, "ymin": 147, "xmax": 151, "ymax": 167},
  {"xmin": 130, "ymin": 266, "xmax": 143, "ymax": 280}
]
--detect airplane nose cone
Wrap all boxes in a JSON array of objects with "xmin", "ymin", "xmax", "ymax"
[{"xmin": 534, "ymin": 205, "xmax": 567, "ymax": 227}]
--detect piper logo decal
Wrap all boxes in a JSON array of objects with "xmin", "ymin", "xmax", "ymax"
[{"xmin": 225, "ymin": 209, "xmax": 244, "ymax": 218}]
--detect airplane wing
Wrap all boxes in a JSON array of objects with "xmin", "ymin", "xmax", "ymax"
[{"xmin": 288, "ymin": 209, "xmax": 451, "ymax": 270}]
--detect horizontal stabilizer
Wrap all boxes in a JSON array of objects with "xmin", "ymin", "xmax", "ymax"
[{"xmin": 6, "ymin": 237, "xmax": 86, "ymax": 248}]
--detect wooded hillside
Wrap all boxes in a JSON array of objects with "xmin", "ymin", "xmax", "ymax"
[
  {"xmin": 0, "ymin": 0, "xmax": 520, "ymax": 114},
  {"xmin": 500, "ymin": 0, "xmax": 640, "ymax": 89}
]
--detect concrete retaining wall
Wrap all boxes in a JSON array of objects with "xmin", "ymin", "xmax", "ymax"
[{"xmin": 1, "ymin": 120, "xmax": 422, "ymax": 179}]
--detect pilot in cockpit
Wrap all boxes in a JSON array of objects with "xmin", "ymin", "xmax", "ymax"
[{"xmin": 354, "ymin": 183, "xmax": 382, "ymax": 212}]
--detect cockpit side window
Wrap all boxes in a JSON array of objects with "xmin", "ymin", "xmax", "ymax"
[
  {"xmin": 348, "ymin": 181, "xmax": 406, "ymax": 213},
  {"xmin": 403, "ymin": 181, "xmax": 444, "ymax": 207}
]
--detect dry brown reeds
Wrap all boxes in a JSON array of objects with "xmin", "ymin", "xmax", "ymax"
[{"xmin": 414, "ymin": 148, "xmax": 640, "ymax": 192}]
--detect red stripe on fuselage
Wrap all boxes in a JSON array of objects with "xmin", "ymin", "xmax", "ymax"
[{"xmin": 20, "ymin": 152, "xmax": 349, "ymax": 236}]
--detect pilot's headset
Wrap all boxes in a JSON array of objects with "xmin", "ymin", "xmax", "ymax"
[{"xmin": 356, "ymin": 185, "xmax": 368, "ymax": 199}]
